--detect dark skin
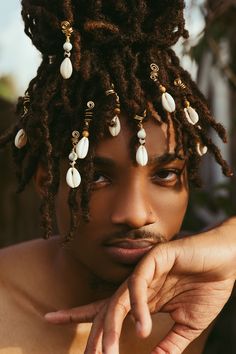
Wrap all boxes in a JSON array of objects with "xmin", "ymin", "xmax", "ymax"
[
  {"xmin": 0, "ymin": 115, "xmax": 208, "ymax": 354},
  {"xmin": 45, "ymin": 116, "xmax": 236, "ymax": 354},
  {"xmin": 55, "ymin": 115, "xmax": 189, "ymax": 288}
]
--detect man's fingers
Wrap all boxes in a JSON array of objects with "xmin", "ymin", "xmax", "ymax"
[
  {"xmin": 44, "ymin": 299, "xmax": 106, "ymax": 324},
  {"xmin": 150, "ymin": 324, "xmax": 201, "ymax": 354},
  {"xmin": 102, "ymin": 289, "xmax": 130, "ymax": 354},
  {"xmin": 128, "ymin": 273, "xmax": 152, "ymax": 338},
  {"xmin": 84, "ymin": 304, "xmax": 107, "ymax": 354}
]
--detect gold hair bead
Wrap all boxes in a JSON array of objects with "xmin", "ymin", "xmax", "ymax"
[
  {"xmin": 82, "ymin": 131, "xmax": 89, "ymax": 138},
  {"xmin": 114, "ymin": 107, "xmax": 121, "ymax": 114},
  {"xmin": 61, "ymin": 21, "xmax": 74, "ymax": 38},
  {"xmin": 159, "ymin": 85, "xmax": 166, "ymax": 93},
  {"xmin": 174, "ymin": 78, "xmax": 186, "ymax": 90}
]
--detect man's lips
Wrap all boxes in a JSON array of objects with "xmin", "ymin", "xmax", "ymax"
[
  {"xmin": 103, "ymin": 239, "xmax": 156, "ymax": 265},
  {"xmin": 104, "ymin": 239, "xmax": 156, "ymax": 248}
]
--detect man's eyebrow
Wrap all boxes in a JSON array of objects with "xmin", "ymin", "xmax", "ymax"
[
  {"xmin": 93, "ymin": 156, "xmax": 116, "ymax": 168},
  {"xmin": 148, "ymin": 152, "xmax": 186, "ymax": 165},
  {"xmin": 93, "ymin": 153, "xmax": 185, "ymax": 167}
]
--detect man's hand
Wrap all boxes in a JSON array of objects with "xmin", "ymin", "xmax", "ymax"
[{"xmin": 45, "ymin": 218, "xmax": 236, "ymax": 354}]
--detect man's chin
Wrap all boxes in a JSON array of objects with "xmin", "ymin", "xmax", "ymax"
[{"xmin": 90, "ymin": 264, "xmax": 135, "ymax": 290}]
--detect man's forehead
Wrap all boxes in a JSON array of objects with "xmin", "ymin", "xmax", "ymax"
[{"xmin": 95, "ymin": 115, "xmax": 179, "ymax": 161}]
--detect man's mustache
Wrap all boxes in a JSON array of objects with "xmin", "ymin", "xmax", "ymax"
[{"xmin": 105, "ymin": 229, "xmax": 167, "ymax": 244}]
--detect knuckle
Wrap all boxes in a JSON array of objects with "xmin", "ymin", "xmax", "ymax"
[
  {"xmin": 86, "ymin": 341, "xmax": 102, "ymax": 354},
  {"xmin": 116, "ymin": 300, "xmax": 129, "ymax": 315},
  {"xmin": 106, "ymin": 328, "xmax": 120, "ymax": 342}
]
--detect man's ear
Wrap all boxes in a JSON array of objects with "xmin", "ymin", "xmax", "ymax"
[{"xmin": 34, "ymin": 164, "xmax": 48, "ymax": 198}]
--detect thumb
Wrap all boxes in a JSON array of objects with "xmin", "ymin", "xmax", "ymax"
[{"xmin": 44, "ymin": 299, "xmax": 106, "ymax": 324}]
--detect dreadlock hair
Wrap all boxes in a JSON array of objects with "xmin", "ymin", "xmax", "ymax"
[{"xmin": 0, "ymin": 0, "xmax": 232, "ymax": 241}]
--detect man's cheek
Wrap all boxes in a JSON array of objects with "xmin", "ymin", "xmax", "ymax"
[{"xmin": 164, "ymin": 195, "xmax": 188, "ymax": 238}]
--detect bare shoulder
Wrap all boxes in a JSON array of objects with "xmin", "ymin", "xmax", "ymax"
[
  {"xmin": 0, "ymin": 238, "xmax": 63, "ymax": 353},
  {"xmin": 0, "ymin": 238, "xmax": 57, "ymax": 289},
  {"xmin": 0, "ymin": 238, "xmax": 59, "ymax": 310}
]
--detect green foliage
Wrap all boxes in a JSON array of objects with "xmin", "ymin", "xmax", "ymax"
[{"xmin": 0, "ymin": 76, "xmax": 17, "ymax": 102}]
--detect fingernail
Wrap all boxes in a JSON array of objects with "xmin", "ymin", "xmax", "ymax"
[
  {"xmin": 44, "ymin": 312, "xmax": 55, "ymax": 319},
  {"xmin": 103, "ymin": 344, "xmax": 119, "ymax": 354}
]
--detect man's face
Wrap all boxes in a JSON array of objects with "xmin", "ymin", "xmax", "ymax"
[{"xmin": 56, "ymin": 116, "xmax": 189, "ymax": 284}]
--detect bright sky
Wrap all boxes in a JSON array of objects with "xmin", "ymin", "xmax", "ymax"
[
  {"xmin": 0, "ymin": 1, "xmax": 41, "ymax": 95},
  {"xmin": 0, "ymin": 0, "xmax": 205, "ymax": 96}
]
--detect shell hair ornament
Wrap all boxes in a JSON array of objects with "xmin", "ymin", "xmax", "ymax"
[
  {"xmin": 105, "ymin": 84, "xmax": 121, "ymax": 137},
  {"xmin": 174, "ymin": 78, "xmax": 199, "ymax": 125},
  {"xmin": 76, "ymin": 101, "xmax": 94, "ymax": 159},
  {"xmin": 134, "ymin": 110, "xmax": 148, "ymax": 167},
  {"xmin": 196, "ymin": 142, "xmax": 208, "ymax": 156},
  {"xmin": 174, "ymin": 78, "xmax": 208, "ymax": 156},
  {"xmin": 150, "ymin": 63, "xmax": 176, "ymax": 113},
  {"xmin": 66, "ymin": 131, "xmax": 81, "ymax": 189},
  {"xmin": 66, "ymin": 101, "xmax": 94, "ymax": 189},
  {"xmin": 60, "ymin": 20, "xmax": 73, "ymax": 79},
  {"xmin": 14, "ymin": 92, "xmax": 30, "ymax": 149}
]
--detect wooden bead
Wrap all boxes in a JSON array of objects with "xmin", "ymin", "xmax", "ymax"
[
  {"xmin": 114, "ymin": 108, "xmax": 121, "ymax": 114},
  {"xmin": 82, "ymin": 130, "xmax": 89, "ymax": 138}
]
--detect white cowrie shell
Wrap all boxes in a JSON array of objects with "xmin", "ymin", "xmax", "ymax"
[
  {"xmin": 60, "ymin": 57, "xmax": 73, "ymax": 79},
  {"xmin": 136, "ymin": 145, "xmax": 148, "ymax": 166},
  {"xmin": 66, "ymin": 167, "xmax": 81, "ymax": 188},
  {"xmin": 184, "ymin": 106, "xmax": 199, "ymax": 125},
  {"xmin": 76, "ymin": 136, "xmax": 89, "ymax": 159},
  {"xmin": 161, "ymin": 92, "xmax": 176, "ymax": 113},
  {"xmin": 196, "ymin": 142, "xmax": 208, "ymax": 156},
  {"xmin": 14, "ymin": 129, "xmax": 27, "ymax": 149},
  {"xmin": 109, "ymin": 116, "xmax": 121, "ymax": 137}
]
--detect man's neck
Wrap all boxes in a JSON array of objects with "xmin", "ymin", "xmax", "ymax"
[{"xmin": 51, "ymin": 237, "xmax": 119, "ymax": 308}]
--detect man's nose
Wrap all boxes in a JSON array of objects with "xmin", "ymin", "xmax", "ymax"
[{"xmin": 110, "ymin": 179, "xmax": 157, "ymax": 229}]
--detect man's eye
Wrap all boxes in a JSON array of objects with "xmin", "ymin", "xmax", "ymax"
[
  {"xmin": 92, "ymin": 172, "xmax": 110, "ymax": 186},
  {"xmin": 152, "ymin": 169, "xmax": 182, "ymax": 184}
]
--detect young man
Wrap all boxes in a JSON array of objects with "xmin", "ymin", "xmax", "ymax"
[
  {"xmin": 0, "ymin": 114, "xmax": 235, "ymax": 354},
  {"xmin": 0, "ymin": 1, "xmax": 235, "ymax": 353}
]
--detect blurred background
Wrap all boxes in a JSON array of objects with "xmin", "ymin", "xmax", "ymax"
[{"xmin": 0, "ymin": 0, "xmax": 235, "ymax": 247}]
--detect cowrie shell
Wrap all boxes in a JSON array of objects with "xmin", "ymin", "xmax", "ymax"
[
  {"xmin": 184, "ymin": 106, "xmax": 199, "ymax": 125},
  {"xmin": 60, "ymin": 57, "xmax": 73, "ymax": 79},
  {"xmin": 136, "ymin": 145, "xmax": 148, "ymax": 166},
  {"xmin": 109, "ymin": 116, "xmax": 121, "ymax": 137},
  {"xmin": 66, "ymin": 167, "xmax": 81, "ymax": 188},
  {"xmin": 196, "ymin": 142, "xmax": 208, "ymax": 156},
  {"xmin": 14, "ymin": 129, "xmax": 27, "ymax": 149},
  {"xmin": 161, "ymin": 92, "xmax": 176, "ymax": 113},
  {"xmin": 76, "ymin": 136, "xmax": 89, "ymax": 159}
]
